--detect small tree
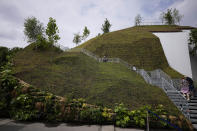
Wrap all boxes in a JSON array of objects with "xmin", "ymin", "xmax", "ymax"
[
  {"xmin": 135, "ymin": 14, "xmax": 142, "ymax": 26},
  {"xmin": 160, "ymin": 8, "xmax": 183, "ymax": 25},
  {"xmin": 24, "ymin": 16, "xmax": 44, "ymax": 43},
  {"xmin": 159, "ymin": 12, "xmax": 165, "ymax": 24},
  {"xmin": 73, "ymin": 33, "xmax": 81, "ymax": 45},
  {"xmin": 46, "ymin": 17, "xmax": 60, "ymax": 44},
  {"xmin": 164, "ymin": 9, "xmax": 174, "ymax": 25},
  {"xmin": 173, "ymin": 8, "xmax": 183, "ymax": 25},
  {"xmin": 101, "ymin": 18, "xmax": 112, "ymax": 33},
  {"xmin": 82, "ymin": 26, "xmax": 90, "ymax": 40},
  {"xmin": 188, "ymin": 29, "xmax": 197, "ymax": 56}
]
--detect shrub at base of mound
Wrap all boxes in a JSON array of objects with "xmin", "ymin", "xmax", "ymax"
[{"xmin": 0, "ymin": 65, "xmax": 193, "ymax": 130}]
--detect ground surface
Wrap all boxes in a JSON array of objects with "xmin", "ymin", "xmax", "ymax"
[
  {"xmin": 0, "ymin": 119, "xmax": 144, "ymax": 131},
  {"xmin": 0, "ymin": 119, "xmax": 178, "ymax": 131}
]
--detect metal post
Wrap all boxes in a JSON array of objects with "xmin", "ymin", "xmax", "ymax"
[{"xmin": 147, "ymin": 111, "xmax": 149, "ymax": 131}]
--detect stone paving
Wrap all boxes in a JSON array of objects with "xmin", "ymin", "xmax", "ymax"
[{"xmin": 0, "ymin": 119, "xmax": 144, "ymax": 131}]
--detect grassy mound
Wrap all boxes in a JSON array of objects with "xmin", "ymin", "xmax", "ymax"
[
  {"xmin": 1, "ymin": 66, "xmax": 192, "ymax": 129},
  {"xmin": 13, "ymin": 45, "xmax": 179, "ymax": 115},
  {"xmin": 77, "ymin": 25, "xmax": 193, "ymax": 78}
]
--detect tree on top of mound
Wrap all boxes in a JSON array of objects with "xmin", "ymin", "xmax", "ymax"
[
  {"xmin": 24, "ymin": 16, "xmax": 61, "ymax": 50},
  {"xmin": 46, "ymin": 17, "xmax": 60, "ymax": 45},
  {"xmin": 101, "ymin": 18, "xmax": 112, "ymax": 34},
  {"xmin": 160, "ymin": 8, "xmax": 183, "ymax": 25},
  {"xmin": 24, "ymin": 16, "xmax": 45, "ymax": 43}
]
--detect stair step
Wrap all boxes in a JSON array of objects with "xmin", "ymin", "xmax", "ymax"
[
  {"xmin": 190, "ymin": 110, "xmax": 197, "ymax": 114},
  {"xmin": 190, "ymin": 114, "xmax": 197, "ymax": 118},
  {"xmin": 191, "ymin": 97, "xmax": 197, "ymax": 100},
  {"xmin": 167, "ymin": 91, "xmax": 179, "ymax": 93},
  {"xmin": 177, "ymin": 105, "xmax": 188, "ymax": 109},
  {"xmin": 168, "ymin": 93, "xmax": 182, "ymax": 96},
  {"xmin": 169, "ymin": 96, "xmax": 185, "ymax": 99},
  {"xmin": 172, "ymin": 100, "xmax": 187, "ymax": 103},
  {"xmin": 168, "ymin": 94, "xmax": 180, "ymax": 96},
  {"xmin": 189, "ymin": 106, "xmax": 197, "ymax": 110},
  {"xmin": 192, "ymin": 124, "xmax": 197, "ymax": 129},
  {"xmin": 189, "ymin": 103, "xmax": 197, "ymax": 106},
  {"xmin": 189, "ymin": 100, "xmax": 197, "ymax": 103},
  {"xmin": 168, "ymin": 91, "xmax": 180, "ymax": 93},
  {"xmin": 175, "ymin": 104, "xmax": 185, "ymax": 108},
  {"xmin": 191, "ymin": 119, "xmax": 197, "ymax": 124},
  {"xmin": 170, "ymin": 98, "xmax": 185, "ymax": 101}
]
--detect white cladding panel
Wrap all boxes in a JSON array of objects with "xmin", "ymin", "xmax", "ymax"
[{"xmin": 153, "ymin": 30, "xmax": 192, "ymax": 78}]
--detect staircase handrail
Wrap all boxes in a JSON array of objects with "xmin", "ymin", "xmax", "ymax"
[
  {"xmin": 78, "ymin": 48, "xmax": 190, "ymax": 119},
  {"xmin": 162, "ymin": 78, "xmax": 190, "ymax": 119},
  {"xmin": 138, "ymin": 69, "xmax": 152, "ymax": 84},
  {"xmin": 156, "ymin": 69, "xmax": 173, "ymax": 85},
  {"xmin": 146, "ymin": 109, "xmax": 182, "ymax": 131}
]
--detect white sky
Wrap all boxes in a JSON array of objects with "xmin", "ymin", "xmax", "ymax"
[{"xmin": 0, "ymin": 0, "xmax": 197, "ymax": 49}]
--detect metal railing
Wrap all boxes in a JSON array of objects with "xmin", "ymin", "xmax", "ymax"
[
  {"xmin": 146, "ymin": 109, "xmax": 182, "ymax": 131},
  {"xmin": 172, "ymin": 79, "xmax": 182, "ymax": 91},
  {"xmin": 161, "ymin": 78, "xmax": 190, "ymax": 119},
  {"xmin": 80, "ymin": 48, "xmax": 152, "ymax": 84},
  {"xmin": 78, "ymin": 48, "xmax": 190, "ymax": 119},
  {"xmin": 138, "ymin": 69, "xmax": 152, "ymax": 84}
]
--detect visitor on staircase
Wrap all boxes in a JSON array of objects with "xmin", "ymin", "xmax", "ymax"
[
  {"xmin": 185, "ymin": 76, "xmax": 195, "ymax": 98},
  {"xmin": 103, "ymin": 56, "xmax": 108, "ymax": 62},
  {"xmin": 180, "ymin": 77, "xmax": 190, "ymax": 100}
]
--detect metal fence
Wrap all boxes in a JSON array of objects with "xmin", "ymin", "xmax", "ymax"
[{"xmin": 79, "ymin": 48, "xmax": 190, "ymax": 119}]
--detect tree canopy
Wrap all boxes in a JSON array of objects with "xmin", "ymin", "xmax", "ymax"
[
  {"xmin": 73, "ymin": 33, "xmax": 81, "ymax": 45},
  {"xmin": 160, "ymin": 8, "xmax": 183, "ymax": 25},
  {"xmin": 24, "ymin": 16, "xmax": 45, "ymax": 43},
  {"xmin": 101, "ymin": 18, "xmax": 112, "ymax": 33},
  {"xmin": 134, "ymin": 14, "xmax": 142, "ymax": 26},
  {"xmin": 82, "ymin": 26, "xmax": 90, "ymax": 40},
  {"xmin": 46, "ymin": 17, "xmax": 60, "ymax": 44}
]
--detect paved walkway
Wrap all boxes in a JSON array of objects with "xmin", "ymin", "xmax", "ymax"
[{"xmin": 0, "ymin": 119, "xmax": 144, "ymax": 131}]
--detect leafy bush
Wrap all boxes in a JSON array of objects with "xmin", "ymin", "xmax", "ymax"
[
  {"xmin": 0, "ymin": 68, "xmax": 18, "ymax": 92},
  {"xmin": 10, "ymin": 110, "xmax": 38, "ymax": 121},
  {"xmin": 130, "ymin": 108, "xmax": 147, "ymax": 128},
  {"xmin": 43, "ymin": 94, "xmax": 61, "ymax": 122},
  {"xmin": 9, "ymin": 47, "xmax": 23, "ymax": 56},
  {"xmin": 80, "ymin": 107, "xmax": 103, "ymax": 124},
  {"xmin": 0, "ymin": 47, "xmax": 9, "ymax": 67},
  {"xmin": 71, "ymin": 98, "xmax": 86, "ymax": 108},
  {"xmin": 114, "ymin": 103, "xmax": 131, "ymax": 127},
  {"xmin": 10, "ymin": 94, "xmax": 37, "ymax": 120},
  {"xmin": 149, "ymin": 104, "xmax": 168, "ymax": 128},
  {"xmin": 102, "ymin": 107, "xmax": 113, "ymax": 122},
  {"xmin": 34, "ymin": 35, "xmax": 51, "ymax": 50}
]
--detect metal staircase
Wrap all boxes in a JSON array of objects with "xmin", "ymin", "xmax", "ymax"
[{"xmin": 78, "ymin": 48, "xmax": 196, "ymax": 129}]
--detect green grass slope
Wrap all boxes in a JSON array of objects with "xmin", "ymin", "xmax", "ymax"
[
  {"xmin": 77, "ymin": 25, "xmax": 193, "ymax": 78},
  {"xmin": 13, "ymin": 45, "xmax": 179, "ymax": 115}
]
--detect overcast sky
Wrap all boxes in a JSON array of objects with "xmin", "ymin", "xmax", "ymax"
[{"xmin": 0, "ymin": 0, "xmax": 197, "ymax": 49}]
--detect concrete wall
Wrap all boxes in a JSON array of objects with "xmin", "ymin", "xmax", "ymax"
[
  {"xmin": 190, "ymin": 55, "xmax": 197, "ymax": 80},
  {"xmin": 153, "ymin": 30, "xmax": 193, "ymax": 78}
]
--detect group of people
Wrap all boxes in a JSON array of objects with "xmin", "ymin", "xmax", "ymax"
[{"xmin": 180, "ymin": 76, "xmax": 195, "ymax": 101}]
